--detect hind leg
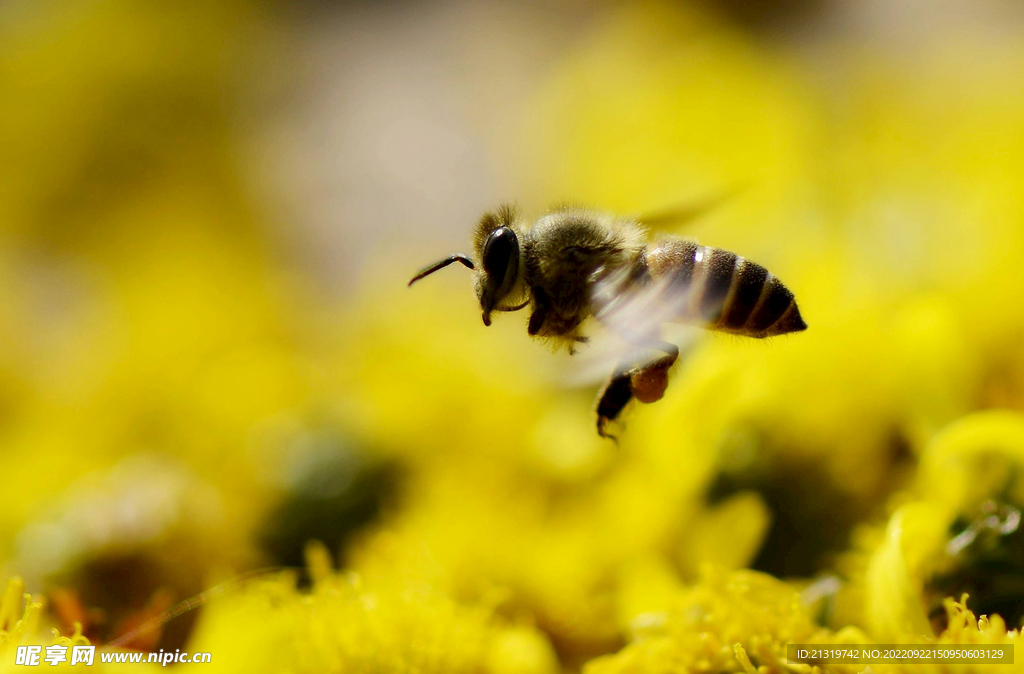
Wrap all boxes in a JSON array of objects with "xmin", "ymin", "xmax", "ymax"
[{"xmin": 595, "ymin": 341, "xmax": 679, "ymax": 439}]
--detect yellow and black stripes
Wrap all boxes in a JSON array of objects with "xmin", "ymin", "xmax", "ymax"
[{"xmin": 645, "ymin": 239, "xmax": 806, "ymax": 337}]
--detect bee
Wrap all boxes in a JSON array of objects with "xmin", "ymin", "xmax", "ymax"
[{"xmin": 408, "ymin": 204, "xmax": 806, "ymax": 437}]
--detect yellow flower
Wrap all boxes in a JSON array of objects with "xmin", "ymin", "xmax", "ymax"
[
  {"xmin": 587, "ymin": 567, "xmax": 857, "ymax": 674},
  {"xmin": 865, "ymin": 501, "xmax": 951, "ymax": 640},
  {"xmin": 8, "ymin": 0, "xmax": 1024, "ymax": 671},
  {"xmin": 186, "ymin": 545, "xmax": 559, "ymax": 674},
  {"xmin": 0, "ymin": 577, "xmax": 124, "ymax": 673},
  {"xmin": 838, "ymin": 412, "xmax": 1024, "ymax": 642},
  {"xmin": 0, "ymin": 578, "xmax": 45, "ymax": 661},
  {"xmin": 916, "ymin": 411, "xmax": 1024, "ymax": 511}
]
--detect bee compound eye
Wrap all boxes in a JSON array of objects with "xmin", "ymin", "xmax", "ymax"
[{"xmin": 482, "ymin": 227, "xmax": 519, "ymax": 291}]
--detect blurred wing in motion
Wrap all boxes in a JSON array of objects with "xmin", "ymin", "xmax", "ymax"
[
  {"xmin": 564, "ymin": 263, "xmax": 702, "ymax": 388},
  {"xmin": 635, "ymin": 185, "xmax": 744, "ymax": 233}
]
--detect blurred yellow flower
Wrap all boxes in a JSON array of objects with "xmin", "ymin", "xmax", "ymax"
[
  {"xmin": 186, "ymin": 545, "xmax": 559, "ymax": 674},
  {"xmin": 5, "ymin": 0, "xmax": 1024, "ymax": 672}
]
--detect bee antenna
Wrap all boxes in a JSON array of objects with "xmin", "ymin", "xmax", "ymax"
[{"xmin": 408, "ymin": 254, "xmax": 474, "ymax": 287}]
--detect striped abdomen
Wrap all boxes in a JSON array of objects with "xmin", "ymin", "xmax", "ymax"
[{"xmin": 644, "ymin": 239, "xmax": 806, "ymax": 338}]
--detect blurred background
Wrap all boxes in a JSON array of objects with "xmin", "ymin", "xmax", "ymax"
[{"xmin": 4, "ymin": 0, "xmax": 1024, "ymax": 671}]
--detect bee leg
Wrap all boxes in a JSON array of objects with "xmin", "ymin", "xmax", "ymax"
[
  {"xmin": 596, "ymin": 371, "xmax": 633, "ymax": 440},
  {"xmin": 527, "ymin": 289, "xmax": 550, "ymax": 336},
  {"xmin": 594, "ymin": 341, "xmax": 680, "ymax": 439},
  {"xmin": 567, "ymin": 335, "xmax": 589, "ymax": 356},
  {"xmin": 628, "ymin": 341, "xmax": 679, "ymax": 404}
]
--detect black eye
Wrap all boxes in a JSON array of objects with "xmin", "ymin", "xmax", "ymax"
[{"xmin": 482, "ymin": 227, "xmax": 519, "ymax": 292}]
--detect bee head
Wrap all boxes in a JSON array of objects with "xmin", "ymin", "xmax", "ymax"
[
  {"xmin": 472, "ymin": 205, "xmax": 525, "ymax": 326},
  {"xmin": 407, "ymin": 204, "xmax": 526, "ymax": 326}
]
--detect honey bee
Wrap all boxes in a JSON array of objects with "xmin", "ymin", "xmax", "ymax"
[{"xmin": 409, "ymin": 204, "xmax": 806, "ymax": 437}]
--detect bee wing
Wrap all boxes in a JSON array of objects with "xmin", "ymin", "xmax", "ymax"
[
  {"xmin": 634, "ymin": 185, "xmax": 744, "ymax": 233},
  {"xmin": 563, "ymin": 266, "xmax": 703, "ymax": 387}
]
